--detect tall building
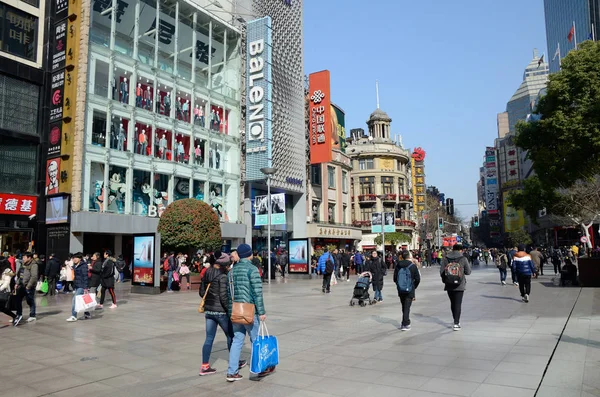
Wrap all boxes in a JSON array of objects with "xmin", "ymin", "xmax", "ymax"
[
  {"xmin": 544, "ymin": 0, "xmax": 599, "ymax": 73},
  {"xmin": 48, "ymin": 0, "xmax": 246, "ymax": 259},
  {"xmin": 0, "ymin": 0, "xmax": 49, "ymax": 253},
  {"xmin": 497, "ymin": 112, "xmax": 509, "ymax": 139},
  {"xmin": 347, "ymin": 107, "xmax": 416, "ymax": 251}
]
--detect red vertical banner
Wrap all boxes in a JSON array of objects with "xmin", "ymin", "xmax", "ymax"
[{"xmin": 309, "ymin": 70, "xmax": 332, "ymax": 164}]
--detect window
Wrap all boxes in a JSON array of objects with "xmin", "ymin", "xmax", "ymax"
[
  {"xmin": 328, "ymin": 203, "xmax": 335, "ymax": 223},
  {"xmin": 92, "ymin": 110, "xmax": 107, "ymax": 147},
  {"xmin": 0, "ymin": 143, "xmax": 37, "ymax": 194},
  {"xmin": 382, "ymin": 176, "xmax": 394, "ymax": 194},
  {"xmin": 398, "ymin": 178, "xmax": 405, "ymax": 195},
  {"xmin": 327, "ymin": 166, "xmax": 336, "ymax": 188},
  {"xmin": 342, "ymin": 171, "xmax": 348, "ymax": 193},
  {"xmin": 343, "ymin": 204, "xmax": 347, "ymax": 224},
  {"xmin": 359, "ymin": 176, "xmax": 374, "ymax": 195},
  {"xmin": 0, "ymin": 4, "xmax": 38, "ymax": 61},
  {"xmin": 359, "ymin": 158, "xmax": 374, "ymax": 170},
  {"xmin": 0, "ymin": 75, "xmax": 39, "ymax": 136},
  {"xmin": 312, "ymin": 200, "xmax": 320, "ymax": 222},
  {"xmin": 310, "ymin": 164, "xmax": 321, "ymax": 185},
  {"xmin": 360, "ymin": 206, "xmax": 373, "ymax": 221}
]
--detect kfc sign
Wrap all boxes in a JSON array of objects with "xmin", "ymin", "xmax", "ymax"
[{"xmin": 0, "ymin": 193, "xmax": 38, "ymax": 216}]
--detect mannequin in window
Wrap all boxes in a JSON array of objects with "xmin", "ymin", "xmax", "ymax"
[
  {"xmin": 117, "ymin": 123, "xmax": 126, "ymax": 151},
  {"xmin": 111, "ymin": 77, "xmax": 117, "ymax": 100},
  {"xmin": 136, "ymin": 83, "xmax": 142, "ymax": 107},
  {"xmin": 210, "ymin": 109, "xmax": 217, "ymax": 131},
  {"xmin": 139, "ymin": 129, "xmax": 147, "ymax": 155},
  {"xmin": 183, "ymin": 99, "xmax": 190, "ymax": 122},
  {"xmin": 134, "ymin": 126, "xmax": 138, "ymax": 151},
  {"xmin": 215, "ymin": 149, "xmax": 221, "ymax": 169},
  {"xmin": 144, "ymin": 86, "xmax": 152, "ymax": 110},
  {"xmin": 109, "ymin": 123, "xmax": 116, "ymax": 149},
  {"xmin": 194, "ymin": 105, "xmax": 200, "ymax": 125},
  {"xmin": 164, "ymin": 92, "xmax": 171, "ymax": 116},
  {"xmin": 159, "ymin": 134, "xmax": 167, "ymax": 160},
  {"xmin": 195, "ymin": 144, "xmax": 202, "ymax": 165},
  {"xmin": 120, "ymin": 77, "xmax": 128, "ymax": 104},
  {"xmin": 208, "ymin": 148, "xmax": 213, "ymax": 168},
  {"xmin": 176, "ymin": 97, "xmax": 183, "ymax": 120},
  {"xmin": 199, "ymin": 104, "xmax": 205, "ymax": 127},
  {"xmin": 155, "ymin": 91, "xmax": 161, "ymax": 113},
  {"xmin": 177, "ymin": 140, "xmax": 185, "ymax": 162}
]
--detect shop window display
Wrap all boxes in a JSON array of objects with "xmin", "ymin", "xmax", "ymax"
[
  {"xmin": 152, "ymin": 173, "xmax": 170, "ymax": 217},
  {"xmin": 193, "ymin": 138, "xmax": 205, "ymax": 166},
  {"xmin": 114, "ymin": 67, "xmax": 130, "ymax": 104},
  {"xmin": 209, "ymin": 183, "xmax": 224, "ymax": 220},
  {"xmin": 90, "ymin": 0, "xmax": 110, "ymax": 46},
  {"xmin": 135, "ymin": 80, "xmax": 154, "ymax": 111},
  {"xmin": 106, "ymin": 165, "xmax": 127, "ymax": 214},
  {"xmin": 134, "ymin": 122, "xmax": 152, "ymax": 156},
  {"xmin": 174, "ymin": 133, "xmax": 190, "ymax": 163},
  {"xmin": 93, "ymin": 59, "xmax": 110, "ymax": 98},
  {"xmin": 89, "ymin": 162, "xmax": 105, "ymax": 212},
  {"xmin": 136, "ymin": 0, "xmax": 157, "ymax": 67},
  {"xmin": 175, "ymin": 95, "xmax": 191, "ymax": 122},
  {"xmin": 193, "ymin": 180, "xmax": 205, "ymax": 201},
  {"xmin": 155, "ymin": 128, "xmax": 172, "ymax": 160},
  {"xmin": 193, "ymin": 97, "xmax": 207, "ymax": 127},
  {"xmin": 110, "ymin": 116, "xmax": 129, "ymax": 151},
  {"xmin": 155, "ymin": 84, "xmax": 173, "ymax": 116},
  {"xmin": 208, "ymin": 142, "xmax": 222, "ymax": 170},
  {"xmin": 174, "ymin": 177, "xmax": 190, "ymax": 200},
  {"xmin": 132, "ymin": 169, "xmax": 151, "ymax": 216},
  {"xmin": 92, "ymin": 110, "xmax": 107, "ymax": 146},
  {"xmin": 208, "ymin": 105, "xmax": 223, "ymax": 132}
]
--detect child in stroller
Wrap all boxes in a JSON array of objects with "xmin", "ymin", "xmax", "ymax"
[{"xmin": 349, "ymin": 272, "xmax": 374, "ymax": 306}]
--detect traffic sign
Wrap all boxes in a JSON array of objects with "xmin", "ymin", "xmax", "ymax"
[
  {"xmin": 426, "ymin": 233, "xmax": 433, "ymax": 240},
  {"xmin": 580, "ymin": 236, "xmax": 588, "ymax": 244}
]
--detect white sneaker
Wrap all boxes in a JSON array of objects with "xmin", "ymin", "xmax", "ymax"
[
  {"xmin": 66, "ymin": 316, "xmax": 78, "ymax": 322},
  {"xmin": 26, "ymin": 317, "xmax": 36, "ymax": 323},
  {"xmin": 524, "ymin": 294, "xmax": 529, "ymax": 302},
  {"xmin": 110, "ymin": 304, "xmax": 117, "ymax": 309},
  {"xmin": 501, "ymin": 281, "xmax": 506, "ymax": 285},
  {"xmin": 453, "ymin": 324, "xmax": 461, "ymax": 331}
]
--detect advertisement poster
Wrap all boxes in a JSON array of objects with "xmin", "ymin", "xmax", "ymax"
[
  {"xmin": 132, "ymin": 234, "xmax": 155, "ymax": 286},
  {"xmin": 48, "ymin": 123, "xmax": 62, "ymax": 157},
  {"xmin": 288, "ymin": 239, "xmax": 309, "ymax": 274},
  {"xmin": 254, "ymin": 193, "xmax": 286, "ymax": 226},
  {"xmin": 384, "ymin": 212, "xmax": 396, "ymax": 233},
  {"xmin": 371, "ymin": 212, "xmax": 382, "ymax": 233},
  {"xmin": 45, "ymin": 158, "xmax": 60, "ymax": 195},
  {"xmin": 46, "ymin": 195, "xmax": 69, "ymax": 224}
]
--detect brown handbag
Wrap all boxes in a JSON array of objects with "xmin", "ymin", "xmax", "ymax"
[
  {"xmin": 198, "ymin": 283, "xmax": 210, "ymax": 313},
  {"xmin": 229, "ymin": 272, "xmax": 255, "ymax": 325}
]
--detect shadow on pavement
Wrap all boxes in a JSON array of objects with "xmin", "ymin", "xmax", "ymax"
[
  {"xmin": 560, "ymin": 334, "xmax": 600, "ymax": 349},
  {"xmin": 481, "ymin": 295, "xmax": 522, "ymax": 302}
]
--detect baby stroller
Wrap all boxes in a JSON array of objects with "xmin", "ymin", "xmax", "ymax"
[{"xmin": 349, "ymin": 272, "xmax": 374, "ymax": 307}]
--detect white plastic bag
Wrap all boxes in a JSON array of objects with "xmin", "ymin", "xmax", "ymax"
[
  {"xmin": 330, "ymin": 273, "xmax": 337, "ymax": 286},
  {"xmin": 75, "ymin": 293, "xmax": 97, "ymax": 312}
]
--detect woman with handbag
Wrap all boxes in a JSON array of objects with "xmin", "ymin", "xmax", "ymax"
[
  {"xmin": 199, "ymin": 258, "xmax": 245, "ymax": 376},
  {"xmin": 0, "ymin": 256, "xmax": 16, "ymax": 323}
]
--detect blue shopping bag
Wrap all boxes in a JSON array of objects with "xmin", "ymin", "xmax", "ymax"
[{"xmin": 250, "ymin": 321, "xmax": 279, "ymax": 374}]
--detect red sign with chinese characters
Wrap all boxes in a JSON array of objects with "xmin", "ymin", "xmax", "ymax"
[
  {"xmin": 309, "ymin": 70, "xmax": 332, "ymax": 164},
  {"xmin": 0, "ymin": 194, "xmax": 38, "ymax": 216}
]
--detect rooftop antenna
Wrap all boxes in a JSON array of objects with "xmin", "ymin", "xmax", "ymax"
[{"xmin": 376, "ymin": 80, "xmax": 380, "ymax": 109}]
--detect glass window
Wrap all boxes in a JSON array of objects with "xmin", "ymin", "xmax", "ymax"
[
  {"xmin": 210, "ymin": 22, "xmax": 226, "ymax": 95},
  {"xmin": 106, "ymin": 165, "xmax": 127, "ymax": 214},
  {"xmin": 328, "ymin": 203, "xmax": 335, "ymax": 223},
  {"xmin": 155, "ymin": 82, "xmax": 173, "ymax": 117},
  {"xmin": 93, "ymin": 58, "xmax": 110, "ymax": 98},
  {"xmin": 193, "ymin": 180, "xmax": 205, "ymax": 201},
  {"xmin": 136, "ymin": 0, "xmax": 157, "ymax": 66},
  {"xmin": 0, "ymin": 74, "xmax": 39, "ymax": 136},
  {"xmin": 174, "ymin": 133, "xmax": 190, "ymax": 163},
  {"xmin": 193, "ymin": 138, "xmax": 206, "ymax": 166},
  {"xmin": 89, "ymin": 162, "xmax": 105, "ymax": 212},
  {"xmin": 209, "ymin": 183, "xmax": 224, "ymax": 220},
  {"xmin": 114, "ymin": 66, "xmax": 131, "ymax": 105},
  {"xmin": 342, "ymin": 171, "xmax": 348, "ymax": 193},
  {"xmin": 398, "ymin": 178, "xmax": 405, "ymax": 195},
  {"xmin": 92, "ymin": 110, "xmax": 107, "ymax": 147},
  {"xmin": 360, "ymin": 206, "xmax": 373, "ymax": 222},
  {"xmin": 110, "ymin": 115, "xmax": 129, "ymax": 151},
  {"xmin": 343, "ymin": 205, "xmax": 347, "ymax": 224},
  {"xmin": 310, "ymin": 164, "xmax": 321, "ymax": 185},
  {"xmin": 155, "ymin": 128, "xmax": 172, "ymax": 160},
  {"xmin": 90, "ymin": 0, "xmax": 111, "ymax": 47},
  {"xmin": 209, "ymin": 104, "xmax": 225, "ymax": 133},
  {"xmin": 0, "ymin": 143, "xmax": 37, "ymax": 194},
  {"xmin": 327, "ymin": 166, "xmax": 335, "ymax": 189},
  {"xmin": 193, "ymin": 12, "xmax": 212, "ymax": 88},
  {"xmin": 224, "ymin": 29, "xmax": 241, "ymax": 101},
  {"xmin": 113, "ymin": 0, "xmax": 134, "ymax": 56},
  {"xmin": 134, "ymin": 79, "xmax": 154, "ymax": 111},
  {"xmin": 153, "ymin": 172, "xmax": 170, "ymax": 217},
  {"xmin": 134, "ymin": 122, "xmax": 152, "ymax": 156},
  {"xmin": 208, "ymin": 142, "xmax": 222, "ymax": 170},
  {"xmin": 132, "ymin": 169, "xmax": 151, "ymax": 216},
  {"xmin": 382, "ymin": 176, "xmax": 394, "ymax": 194},
  {"xmin": 174, "ymin": 177, "xmax": 190, "ymax": 200},
  {"xmin": 193, "ymin": 96, "xmax": 208, "ymax": 128},
  {"xmin": 175, "ymin": 91, "xmax": 192, "ymax": 122},
  {"xmin": 359, "ymin": 176, "xmax": 374, "ymax": 195},
  {"xmin": 311, "ymin": 200, "xmax": 320, "ymax": 222},
  {"xmin": 176, "ymin": 7, "xmax": 194, "ymax": 81},
  {"xmin": 359, "ymin": 158, "xmax": 374, "ymax": 170},
  {"xmin": 0, "ymin": 4, "xmax": 38, "ymax": 61},
  {"xmin": 155, "ymin": 3, "xmax": 175, "ymax": 74}
]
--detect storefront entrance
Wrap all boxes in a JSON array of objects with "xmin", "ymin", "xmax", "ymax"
[{"xmin": 0, "ymin": 229, "xmax": 33, "ymax": 254}]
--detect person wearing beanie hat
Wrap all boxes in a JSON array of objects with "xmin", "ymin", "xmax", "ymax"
[
  {"xmin": 226, "ymin": 243, "xmax": 268, "ymax": 382},
  {"xmin": 512, "ymin": 245, "xmax": 537, "ymax": 302}
]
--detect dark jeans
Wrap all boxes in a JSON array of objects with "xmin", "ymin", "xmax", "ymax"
[
  {"xmin": 47, "ymin": 276, "xmax": 57, "ymax": 295},
  {"xmin": 322, "ymin": 273, "xmax": 332, "ymax": 292},
  {"xmin": 552, "ymin": 261, "xmax": 561, "ymax": 274},
  {"xmin": 498, "ymin": 268, "xmax": 507, "ymax": 282},
  {"xmin": 510, "ymin": 267, "xmax": 516, "ymax": 283},
  {"xmin": 399, "ymin": 294, "xmax": 413, "ymax": 326},
  {"xmin": 15, "ymin": 287, "xmax": 36, "ymax": 317},
  {"xmin": 447, "ymin": 290, "xmax": 464, "ymax": 325},
  {"xmin": 202, "ymin": 313, "xmax": 233, "ymax": 364},
  {"xmin": 518, "ymin": 274, "xmax": 532, "ymax": 296}
]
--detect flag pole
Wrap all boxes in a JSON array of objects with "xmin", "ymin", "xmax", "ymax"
[
  {"xmin": 574, "ymin": 21, "xmax": 578, "ymax": 49},
  {"xmin": 593, "ymin": 23, "xmax": 596, "ymax": 41}
]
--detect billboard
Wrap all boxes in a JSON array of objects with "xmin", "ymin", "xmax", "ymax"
[
  {"xmin": 245, "ymin": 17, "xmax": 273, "ymax": 181},
  {"xmin": 485, "ymin": 147, "xmax": 498, "ymax": 215},
  {"xmin": 0, "ymin": 193, "xmax": 37, "ymax": 216},
  {"xmin": 131, "ymin": 234, "xmax": 155, "ymax": 286},
  {"xmin": 411, "ymin": 148, "xmax": 426, "ymax": 213},
  {"xmin": 288, "ymin": 239, "xmax": 309, "ymax": 274},
  {"xmin": 45, "ymin": 158, "xmax": 60, "ymax": 195},
  {"xmin": 46, "ymin": 195, "xmax": 69, "ymax": 224},
  {"xmin": 254, "ymin": 193, "xmax": 286, "ymax": 226},
  {"xmin": 371, "ymin": 212, "xmax": 382, "ymax": 233},
  {"xmin": 384, "ymin": 212, "xmax": 396, "ymax": 233},
  {"xmin": 309, "ymin": 70, "xmax": 332, "ymax": 164},
  {"xmin": 331, "ymin": 103, "xmax": 346, "ymax": 152},
  {"xmin": 503, "ymin": 191, "xmax": 525, "ymax": 232}
]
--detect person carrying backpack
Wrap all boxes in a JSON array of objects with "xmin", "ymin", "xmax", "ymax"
[
  {"xmin": 440, "ymin": 244, "xmax": 471, "ymax": 331},
  {"xmin": 317, "ymin": 249, "xmax": 334, "ymax": 293},
  {"xmin": 497, "ymin": 249, "xmax": 509, "ymax": 285},
  {"xmin": 394, "ymin": 250, "xmax": 421, "ymax": 331}
]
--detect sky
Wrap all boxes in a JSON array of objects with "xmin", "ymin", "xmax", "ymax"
[{"xmin": 303, "ymin": 0, "xmax": 548, "ymax": 220}]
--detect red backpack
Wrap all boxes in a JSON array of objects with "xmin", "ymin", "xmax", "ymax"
[{"xmin": 163, "ymin": 258, "xmax": 170, "ymax": 272}]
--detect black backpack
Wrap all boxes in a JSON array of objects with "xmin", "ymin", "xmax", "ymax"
[{"xmin": 325, "ymin": 255, "xmax": 334, "ymax": 274}]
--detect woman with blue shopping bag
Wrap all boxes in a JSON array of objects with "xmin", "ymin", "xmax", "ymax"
[{"xmin": 226, "ymin": 244, "xmax": 272, "ymax": 382}]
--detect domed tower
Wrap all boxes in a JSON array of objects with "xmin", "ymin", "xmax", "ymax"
[{"xmin": 367, "ymin": 108, "xmax": 392, "ymax": 140}]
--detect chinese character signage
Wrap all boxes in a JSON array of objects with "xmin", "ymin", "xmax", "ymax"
[
  {"xmin": 49, "ymin": 70, "xmax": 65, "ymax": 123},
  {"xmin": 48, "ymin": 123, "xmax": 62, "ymax": 157},
  {"xmin": 0, "ymin": 3, "xmax": 38, "ymax": 62},
  {"xmin": 484, "ymin": 147, "xmax": 499, "ymax": 216},
  {"xmin": 506, "ymin": 145, "xmax": 519, "ymax": 182},
  {"xmin": 54, "ymin": 0, "xmax": 70, "ymax": 21},
  {"xmin": 51, "ymin": 20, "xmax": 67, "ymax": 71},
  {"xmin": 317, "ymin": 227, "xmax": 353, "ymax": 237},
  {"xmin": 245, "ymin": 17, "xmax": 272, "ymax": 181},
  {"xmin": 254, "ymin": 193, "xmax": 285, "ymax": 226},
  {"xmin": 411, "ymin": 148, "xmax": 426, "ymax": 214},
  {"xmin": 0, "ymin": 193, "xmax": 37, "ymax": 216},
  {"xmin": 288, "ymin": 239, "xmax": 309, "ymax": 274},
  {"xmin": 309, "ymin": 70, "xmax": 332, "ymax": 164}
]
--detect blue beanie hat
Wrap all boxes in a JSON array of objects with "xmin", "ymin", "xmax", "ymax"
[{"xmin": 237, "ymin": 244, "xmax": 252, "ymax": 259}]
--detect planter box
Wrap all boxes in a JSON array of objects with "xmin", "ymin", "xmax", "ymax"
[{"xmin": 577, "ymin": 257, "xmax": 600, "ymax": 287}]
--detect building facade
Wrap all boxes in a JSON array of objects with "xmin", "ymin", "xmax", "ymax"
[
  {"xmin": 544, "ymin": 0, "xmax": 599, "ymax": 73},
  {"xmin": 347, "ymin": 108, "xmax": 416, "ymax": 251},
  {"xmin": 54, "ymin": 0, "xmax": 246, "ymax": 257},
  {"xmin": 0, "ymin": 0, "xmax": 49, "ymax": 254}
]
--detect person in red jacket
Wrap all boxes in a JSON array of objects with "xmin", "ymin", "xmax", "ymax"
[{"xmin": 5, "ymin": 252, "xmax": 15, "ymax": 272}]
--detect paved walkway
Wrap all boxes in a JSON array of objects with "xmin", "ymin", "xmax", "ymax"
[{"xmin": 1, "ymin": 265, "xmax": 598, "ymax": 397}]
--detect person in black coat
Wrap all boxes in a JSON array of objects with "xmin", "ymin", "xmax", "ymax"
[
  {"xmin": 98, "ymin": 250, "xmax": 117, "ymax": 309},
  {"xmin": 88, "ymin": 252, "xmax": 102, "ymax": 294},
  {"xmin": 366, "ymin": 251, "xmax": 386, "ymax": 302},
  {"xmin": 394, "ymin": 250, "xmax": 421, "ymax": 330},
  {"xmin": 44, "ymin": 254, "xmax": 61, "ymax": 296},
  {"xmin": 341, "ymin": 250, "xmax": 351, "ymax": 281},
  {"xmin": 199, "ymin": 262, "xmax": 236, "ymax": 375}
]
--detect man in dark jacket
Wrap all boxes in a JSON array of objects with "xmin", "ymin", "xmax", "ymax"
[
  {"xmin": 167, "ymin": 251, "xmax": 176, "ymax": 292},
  {"xmin": 67, "ymin": 252, "xmax": 91, "ymax": 322},
  {"xmin": 512, "ymin": 244, "xmax": 537, "ymax": 302},
  {"xmin": 394, "ymin": 250, "xmax": 421, "ymax": 331},
  {"xmin": 98, "ymin": 250, "xmax": 117, "ymax": 309},
  {"xmin": 366, "ymin": 251, "xmax": 386, "ymax": 302},
  {"xmin": 13, "ymin": 252, "xmax": 38, "ymax": 325},
  {"xmin": 45, "ymin": 253, "xmax": 61, "ymax": 296},
  {"xmin": 341, "ymin": 250, "xmax": 351, "ymax": 281},
  {"xmin": 332, "ymin": 249, "xmax": 342, "ymax": 279},
  {"xmin": 508, "ymin": 246, "xmax": 518, "ymax": 286},
  {"xmin": 440, "ymin": 244, "xmax": 472, "ymax": 331},
  {"xmin": 115, "ymin": 255, "xmax": 127, "ymax": 283}
]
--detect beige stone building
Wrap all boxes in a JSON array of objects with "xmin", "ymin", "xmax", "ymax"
[{"xmin": 347, "ymin": 108, "xmax": 416, "ymax": 251}]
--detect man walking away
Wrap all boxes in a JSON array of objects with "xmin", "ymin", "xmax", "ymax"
[
  {"xmin": 226, "ymin": 244, "xmax": 267, "ymax": 382},
  {"xmin": 332, "ymin": 249, "xmax": 342, "ymax": 279},
  {"xmin": 353, "ymin": 251, "xmax": 364, "ymax": 275},
  {"xmin": 551, "ymin": 248, "xmax": 562, "ymax": 275},
  {"xmin": 13, "ymin": 252, "xmax": 38, "ymax": 326},
  {"xmin": 277, "ymin": 250, "xmax": 287, "ymax": 278},
  {"xmin": 530, "ymin": 246, "xmax": 542, "ymax": 278},
  {"xmin": 167, "ymin": 251, "xmax": 176, "ymax": 292},
  {"xmin": 99, "ymin": 250, "xmax": 117, "ymax": 309},
  {"xmin": 45, "ymin": 253, "xmax": 61, "ymax": 296},
  {"xmin": 440, "ymin": 244, "xmax": 471, "ymax": 331},
  {"xmin": 508, "ymin": 246, "xmax": 518, "ymax": 286},
  {"xmin": 497, "ymin": 249, "xmax": 509, "ymax": 285},
  {"xmin": 67, "ymin": 253, "xmax": 92, "ymax": 321},
  {"xmin": 366, "ymin": 251, "xmax": 385, "ymax": 302},
  {"xmin": 394, "ymin": 250, "xmax": 421, "ymax": 331},
  {"xmin": 317, "ymin": 249, "xmax": 334, "ymax": 293},
  {"xmin": 341, "ymin": 250, "xmax": 351, "ymax": 281},
  {"xmin": 512, "ymin": 245, "xmax": 536, "ymax": 302}
]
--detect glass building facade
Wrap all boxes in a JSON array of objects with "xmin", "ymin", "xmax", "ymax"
[{"xmin": 82, "ymin": 0, "xmax": 242, "ymax": 227}]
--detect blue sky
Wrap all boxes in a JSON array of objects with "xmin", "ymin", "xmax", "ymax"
[{"xmin": 304, "ymin": 0, "xmax": 547, "ymax": 220}]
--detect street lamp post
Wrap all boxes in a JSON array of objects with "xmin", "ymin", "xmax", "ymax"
[
  {"xmin": 378, "ymin": 195, "xmax": 386, "ymax": 266},
  {"xmin": 260, "ymin": 167, "xmax": 277, "ymax": 284}
]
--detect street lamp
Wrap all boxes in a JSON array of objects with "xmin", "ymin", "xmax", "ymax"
[
  {"xmin": 377, "ymin": 194, "xmax": 387, "ymax": 267},
  {"xmin": 260, "ymin": 167, "xmax": 277, "ymax": 284}
]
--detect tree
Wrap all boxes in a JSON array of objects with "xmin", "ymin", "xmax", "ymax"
[
  {"xmin": 506, "ymin": 229, "xmax": 532, "ymax": 247},
  {"xmin": 157, "ymin": 199, "xmax": 222, "ymax": 251},
  {"xmin": 374, "ymin": 232, "xmax": 411, "ymax": 246},
  {"xmin": 511, "ymin": 40, "xmax": 600, "ymax": 249}
]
